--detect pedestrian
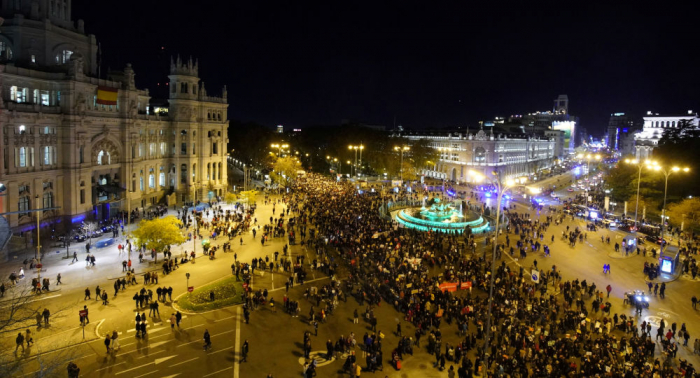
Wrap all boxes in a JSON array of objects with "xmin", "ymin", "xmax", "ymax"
[
  {"xmin": 71, "ymin": 251, "xmax": 78, "ymax": 263},
  {"xmin": 176, "ymin": 311, "xmax": 182, "ymax": 328},
  {"xmin": 203, "ymin": 329, "xmax": 212, "ymax": 350},
  {"xmin": 111, "ymin": 330, "xmax": 120, "ymax": 351},
  {"xmin": 95, "ymin": 286, "xmax": 101, "ymax": 301},
  {"xmin": 606, "ymin": 284, "xmax": 612, "ymax": 298},
  {"xmin": 15, "ymin": 332, "xmax": 25, "ymax": 352},
  {"xmin": 170, "ymin": 313, "xmax": 176, "ymax": 329},
  {"xmin": 354, "ymin": 308, "xmax": 359, "ymax": 324},
  {"xmin": 56, "ymin": 273, "xmax": 62, "ymax": 285},
  {"xmin": 82, "ymin": 305, "xmax": 89, "ymax": 324},
  {"xmin": 43, "ymin": 308, "xmax": 50, "ymax": 325},
  {"xmin": 25, "ymin": 329, "xmax": 33, "ymax": 347},
  {"xmin": 84, "ymin": 288, "xmax": 91, "ymax": 300},
  {"xmin": 104, "ymin": 335, "xmax": 111, "ymax": 353},
  {"xmin": 693, "ymin": 295, "xmax": 698, "ymax": 310},
  {"xmin": 241, "ymin": 339, "xmax": 249, "ymax": 362}
]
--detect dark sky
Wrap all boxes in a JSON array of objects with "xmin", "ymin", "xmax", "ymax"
[{"xmin": 73, "ymin": 1, "xmax": 700, "ymax": 135}]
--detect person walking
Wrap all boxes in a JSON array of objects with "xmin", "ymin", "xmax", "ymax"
[
  {"xmin": 15, "ymin": 332, "xmax": 25, "ymax": 353},
  {"xmin": 71, "ymin": 252, "xmax": 78, "ymax": 263},
  {"xmin": 104, "ymin": 335, "xmax": 111, "ymax": 353},
  {"xmin": 606, "ymin": 284, "xmax": 612, "ymax": 298},
  {"xmin": 176, "ymin": 311, "xmax": 182, "ymax": 328},
  {"xmin": 56, "ymin": 273, "xmax": 62, "ymax": 285},
  {"xmin": 693, "ymin": 295, "xmax": 698, "ymax": 310},
  {"xmin": 84, "ymin": 288, "xmax": 91, "ymax": 300},
  {"xmin": 170, "ymin": 313, "xmax": 177, "ymax": 329},
  {"xmin": 241, "ymin": 339, "xmax": 249, "ymax": 362},
  {"xmin": 43, "ymin": 308, "xmax": 50, "ymax": 325},
  {"xmin": 203, "ymin": 329, "xmax": 212, "ymax": 351}
]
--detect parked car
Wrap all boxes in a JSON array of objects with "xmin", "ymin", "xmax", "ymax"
[{"xmin": 644, "ymin": 235, "xmax": 666, "ymax": 245}]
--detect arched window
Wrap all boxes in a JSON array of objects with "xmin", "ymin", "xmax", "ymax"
[
  {"xmin": 207, "ymin": 163, "xmax": 211, "ymax": 180},
  {"xmin": 55, "ymin": 50, "xmax": 73, "ymax": 64},
  {"xmin": 218, "ymin": 163, "xmax": 222, "ymax": 180},
  {"xmin": 149, "ymin": 174, "xmax": 155, "ymax": 188},
  {"xmin": 207, "ymin": 112, "xmax": 211, "ymax": 120},
  {"xmin": 159, "ymin": 172, "xmax": 165, "ymax": 187},
  {"xmin": 212, "ymin": 164, "xmax": 217, "ymax": 181},
  {"xmin": 97, "ymin": 150, "xmax": 110, "ymax": 165}
]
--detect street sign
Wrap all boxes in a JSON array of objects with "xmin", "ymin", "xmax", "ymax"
[
  {"xmin": 79, "ymin": 310, "xmax": 87, "ymax": 317},
  {"xmin": 531, "ymin": 270, "xmax": 540, "ymax": 283},
  {"xmin": 187, "ymin": 286, "xmax": 194, "ymax": 292}
]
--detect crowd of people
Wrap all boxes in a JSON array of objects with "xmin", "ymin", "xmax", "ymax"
[{"xmin": 283, "ymin": 173, "xmax": 698, "ymax": 377}]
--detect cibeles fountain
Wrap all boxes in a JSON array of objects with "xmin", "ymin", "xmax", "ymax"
[{"xmin": 393, "ymin": 198, "xmax": 489, "ymax": 234}]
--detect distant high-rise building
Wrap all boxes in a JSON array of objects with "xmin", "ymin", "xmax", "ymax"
[
  {"xmin": 606, "ymin": 113, "xmax": 636, "ymax": 151},
  {"xmin": 518, "ymin": 94, "xmax": 578, "ymax": 153},
  {"xmin": 277, "ymin": 125, "xmax": 284, "ymax": 133}
]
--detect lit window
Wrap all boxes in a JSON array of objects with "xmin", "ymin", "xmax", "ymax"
[
  {"xmin": 55, "ymin": 50, "xmax": 73, "ymax": 64},
  {"xmin": 18, "ymin": 125, "xmax": 26, "ymax": 134},
  {"xmin": 18, "ymin": 147, "xmax": 26, "ymax": 167},
  {"xmin": 0, "ymin": 41, "xmax": 13, "ymax": 60}
]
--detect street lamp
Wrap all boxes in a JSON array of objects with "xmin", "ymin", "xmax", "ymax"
[
  {"xmin": 347, "ymin": 160, "xmax": 353, "ymax": 177},
  {"xmin": 35, "ymin": 195, "xmax": 42, "ymax": 281},
  {"xmin": 467, "ymin": 170, "xmax": 536, "ymax": 367},
  {"xmin": 271, "ymin": 143, "xmax": 289, "ymax": 157},
  {"xmin": 348, "ymin": 145, "xmax": 364, "ymax": 178},
  {"xmin": 624, "ymin": 158, "xmax": 653, "ymax": 230},
  {"xmin": 646, "ymin": 162, "xmax": 690, "ymax": 256},
  {"xmin": 394, "ymin": 146, "xmax": 410, "ymax": 181}
]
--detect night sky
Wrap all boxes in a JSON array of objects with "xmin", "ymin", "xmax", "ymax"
[{"xmin": 74, "ymin": 1, "xmax": 700, "ymax": 134}]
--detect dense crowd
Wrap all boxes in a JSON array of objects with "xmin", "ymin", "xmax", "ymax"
[{"xmin": 285, "ymin": 173, "xmax": 697, "ymax": 378}]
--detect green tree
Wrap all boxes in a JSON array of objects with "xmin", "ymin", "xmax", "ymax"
[
  {"xmin": 666, "ymin": 197, "xmax": 700, "ymax": 232},
  {"xmin": 131, "ymin": 216, "xmax": 186, "ymax": 262},
  {"xmin": 224, "ymin": 192, "xmax": 238, "ymax": 205},
  {"xmin": 238, "ymin": 190, "xmax": 258, "ymax": 206},
  {"xmin": 409, "ymin": 139, "xmax": 437, "ymax": 168},
  {"xmin": 658, "ymin": 119, "xmax": 700, "ymax": 146},
  {"xmin": 271, "ymin": 156, "xmax": 302, "ymax": 187}
]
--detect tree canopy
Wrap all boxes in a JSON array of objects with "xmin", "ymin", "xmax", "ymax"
[
  {"xmin": 666, "ymin": 197, "xmax": 700, "ymax": 232},
  {"xmin": 271, "ymin": 156, "xmax": 302, "ymax": 187},
  {"xmin": 131, "ymin": 216, "xmax": 186, "ymax": 261}
]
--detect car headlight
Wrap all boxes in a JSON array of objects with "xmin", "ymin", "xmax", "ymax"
[{"xmin": 636, "ymin": 296, "xmax": 642, "ymax": 301}]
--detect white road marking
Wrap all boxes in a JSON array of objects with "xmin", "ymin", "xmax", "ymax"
[
  {"xmin": 202, "ymin": 367, "xmax": 232, "ymax": 377},
  {"xmin": 234, "ymin": 306, "xmax": 241, "ymax": 378},
  {"xmin": 95, "ymin": 361, "xmax": 127, "ymax": 372},
  {"xmin": 155, "ymin": 355, "xmax": 177, "ymax": 364},
  {"xmin": 171, "ymin": 357, "xmax": 199, "ymax": 367},
  {"xmin": 208, "ymin": 346, "xmax": 233, "ymax": 355},
  {"xmin": 136, "ymin": 350, "xmax": 165, "ymax": 359},
  {"xmin": 132, "ymin": 370, "xmax": 158, "ymax": 378},
  {"xmin": 214, "ymin": 315, "xmax": 236, "ymax": 323},
  {"xmin": 115, "ymin": 361, "xmax": 153, "ymax": 375}
]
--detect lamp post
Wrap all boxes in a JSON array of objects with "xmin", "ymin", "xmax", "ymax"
[
  {"xmin": 349, "ymin": 145, "xmax": 360, "ymax": 179},
  {"xmin": 624, "ymin": 159, "xmax": 652, "ymax": 229},
  {"xmin": 646, "ymin": 163, "xmax": 689, "ymax": 256},
  {"xmin": 35, "ymin": 195, "xmax": 42, "ymax": 281},
  {"xmin": 347, "ymin": 160, "xmax": 353, "ymax": 178},
  {"xmin": 467, "ymin": 170, "xmax": 536, "ymax": 367},
  {"xmin": 271, "ymin": 143, "xmax": 289, "ymax": 158},
  {"xmin": 394, "ymin": 146, "xmax": 410, "ymax": 181}
]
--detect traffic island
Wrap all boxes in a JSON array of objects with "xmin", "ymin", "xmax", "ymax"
[{"xmin": 175, "ymin": 276, "xmax": 245, "ymax": 312}]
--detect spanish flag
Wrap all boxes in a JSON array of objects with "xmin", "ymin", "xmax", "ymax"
[{"xmin": 96, "ymin": 86, "xmax": 118, "ymax": 105}]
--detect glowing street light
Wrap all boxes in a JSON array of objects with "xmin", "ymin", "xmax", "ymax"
[
  {"xmin": 645, "ymin": 162, "xmax": 690, "ymax": 257},
  {"xmin": 394, "ymin": 145, "xmax": 410, "ymax": 181},
  {"xmin": 624, "ymin": 158, "xmax": 654, "ymax": 230},
  {"xmin": 349, "ymin": 144, "xmax": 364, "ymax": 178},
  {"xmin": 466, "ymin": 169, "xmax": 534, "ymax": 366}
]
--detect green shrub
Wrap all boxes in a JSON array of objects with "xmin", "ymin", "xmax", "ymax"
[{"xmin": 177, "ymin": 276, "xmax": 245, "ymax": 312}]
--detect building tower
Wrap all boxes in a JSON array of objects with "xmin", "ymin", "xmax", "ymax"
[{"xmin": 553, "ymin": 94, "xmax": 569, "ymax": 114}]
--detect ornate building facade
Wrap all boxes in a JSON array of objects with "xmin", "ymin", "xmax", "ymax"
[
  {"xmin": 0, "ymin": 0, "xmax": 228, "ymax": 230},
  {"xmin": 634, "ymin": 112, "xmax": 699, "ymax": 160},
  {"xmin": 404, "ymin": 129, "xmax": 556, "ymax": 183}
]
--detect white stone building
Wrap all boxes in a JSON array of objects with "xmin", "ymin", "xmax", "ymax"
[
  {"xmin": 634, "ymin": 112, "xmax": 699, "ymax": 160},
  {"xmin": 0, "ymin": 1, "xmax": 228, "ymax": 231},
  {"xmin": 405, "ymin": 129, "xmax": 556, "ymax": 183}
]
